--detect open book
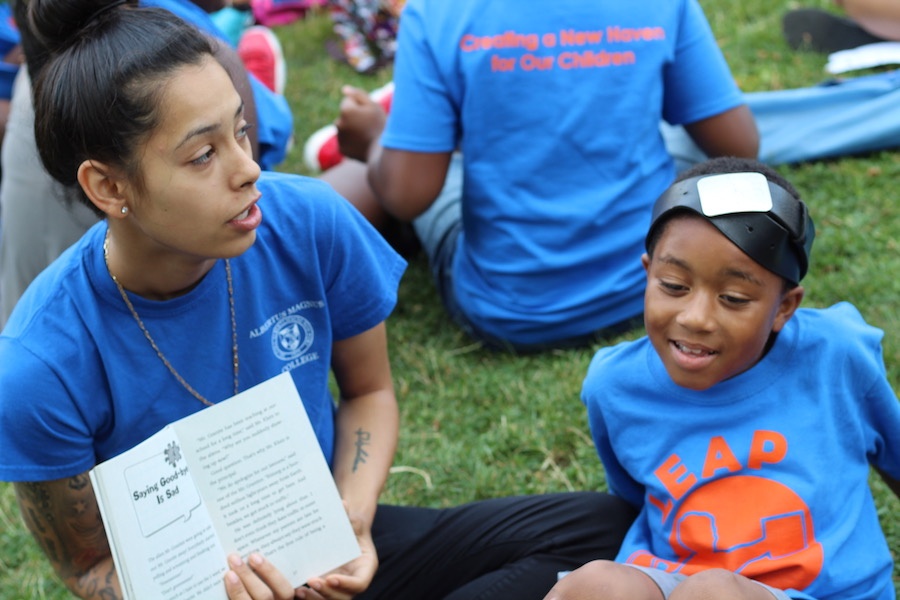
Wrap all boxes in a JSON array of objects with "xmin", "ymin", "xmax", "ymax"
[{"xmin": 90, "ymin": 372, "xmax": 360, "ymax": 600}]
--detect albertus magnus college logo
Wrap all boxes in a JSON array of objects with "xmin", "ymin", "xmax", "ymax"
[{"xmin": 272, "ymin": 314, "xmax": 315, "ymax": 361}]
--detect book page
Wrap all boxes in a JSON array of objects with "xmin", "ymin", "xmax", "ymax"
[
  {"xmin": 91, "ymin": 372, "xmax": 360, "ymax": 600},
  {"xmin": 176, "ymin": 372, "xmax": 360, "ymax": 588},
  {"xmin": 90, "ymin": 427, "xmax": 227, "ymax": 600}
]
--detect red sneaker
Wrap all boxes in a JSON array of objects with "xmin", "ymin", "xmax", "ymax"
[
  {"xmin": 303, "ymin": 82, "xmax": 394, "ymax": 172},
  {"xmin": 237, "ymin": 25, "xmax": 286, "ymax": 95}
]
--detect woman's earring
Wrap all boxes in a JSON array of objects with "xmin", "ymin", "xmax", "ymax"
[{"xmin": 121, "ymin": 206, "xmax": 129, "ymax": 215}]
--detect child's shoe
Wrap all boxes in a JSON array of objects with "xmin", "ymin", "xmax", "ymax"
[
  {"xmin": 237, "ymin": 25, "xmax": 287, "ymax": 95},
  {"xmin": 303, "ymin": 81, "xmax": 394, "ymax": 172}
]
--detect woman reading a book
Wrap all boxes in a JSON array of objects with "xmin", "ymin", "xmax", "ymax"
[{"xmin": 0, "ymin": 1, "xmax": 635, "ymax": 599}]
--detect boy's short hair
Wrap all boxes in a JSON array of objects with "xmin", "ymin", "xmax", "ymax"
[{"xmin": 645, "ymin": 157, "xmax": 815, "ymax": 285}]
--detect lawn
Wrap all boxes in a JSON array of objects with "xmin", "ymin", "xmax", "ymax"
[{"xmin": 2, "ymin": 0, "xmax": 899, "ymax": 597}]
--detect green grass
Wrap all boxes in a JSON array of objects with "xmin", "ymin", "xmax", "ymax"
[{"xmin": 3, "ymin": 0, "xmax": 899, "ymax": 596}]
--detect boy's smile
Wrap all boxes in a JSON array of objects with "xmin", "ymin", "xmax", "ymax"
[{"xmin": 642, "ymin": 214, "xmax": 803, "ymax": 390}]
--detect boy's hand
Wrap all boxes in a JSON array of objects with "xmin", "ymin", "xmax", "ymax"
[{"xmin": 335, "ymin": 85, "xmax": 387, "ymax": 163}]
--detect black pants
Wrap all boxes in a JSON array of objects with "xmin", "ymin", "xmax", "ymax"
[{"xmin": 360, "ymin": 491, "xmax": 637, "ymax": 599}]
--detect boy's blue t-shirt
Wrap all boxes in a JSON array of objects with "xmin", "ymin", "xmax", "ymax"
[
  {"xmin": 383, "ymin": 0, "xmax": 745, "ymax": 345},
  {"xmin": 582, "ymin": 303, "xmax": 900, "ymax": 600},
  {"xmin": 0, "ymin": 173, "xmax": 406, "ymax": 481}
]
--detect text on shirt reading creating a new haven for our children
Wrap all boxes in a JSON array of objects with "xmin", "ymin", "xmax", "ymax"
[{"xmin": 460, "ymin": 26, "xmax": 666, "ymax": 72}]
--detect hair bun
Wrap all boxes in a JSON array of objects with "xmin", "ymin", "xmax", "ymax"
[{"xmin": 28, "ymin": 0, "xmax": 135, "ymax": 55}]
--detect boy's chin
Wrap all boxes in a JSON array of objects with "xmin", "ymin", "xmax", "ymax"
[{"xmin": 664, "ymin": 368, "xmax": 722, "ymax": 392}]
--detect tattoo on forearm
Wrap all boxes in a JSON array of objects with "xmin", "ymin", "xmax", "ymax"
[
  {"xmin": 69, "ymin": 473, "xmax": 90, "ymax": 492},
  {"xmin": 84, "ymin": 566, "xmax": 122, "ymax": 600},
  {"xmin": 17, "ymin": 481, "xmax": 64, "ymax": 564},
  {"xmin": 15, "ymin": 476, "xmax": 120, "ymax": 599},
  {"xmin": 352, "ymin": 428, "xmax": 371, "ymax": 472}
]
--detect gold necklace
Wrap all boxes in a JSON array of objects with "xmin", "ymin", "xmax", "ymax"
[{"xmin": 103, "ymin": 231, "xmax": 238, "ymax": 406}]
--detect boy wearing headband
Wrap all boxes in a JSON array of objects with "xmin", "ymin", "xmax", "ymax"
[{"xmin": 544, "ymin": 156, "xmax": 900, "ymax": 600}]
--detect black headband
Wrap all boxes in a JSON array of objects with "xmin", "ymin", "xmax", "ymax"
[{"xmin": 646, "ymin": 172, "xmax": 815, "ymax": 284}]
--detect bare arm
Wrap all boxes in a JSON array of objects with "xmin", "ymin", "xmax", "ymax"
[
  {"xmin": 336, "ymin": 85, "xmax": 452, "ymax": 222},
  {"xmin": 683, "ymin": 104, "xmax": 759, "ymax": 160},
  {"xmin": 14, "ymin": 474, "xmax": 121, "ymax": 600},
  {"xmin": 368, "ymin": 147, "xmax": 453, "ymax": 221},
  {"xmin": 836, "ymin": 0, "xmax": 900, "ymax": 40},
  {"xmin": 330, "ymin": 321, "xmax": 398, "ymax": 532}
]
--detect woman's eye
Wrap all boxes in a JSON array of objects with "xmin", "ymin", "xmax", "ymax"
[
  {"xmin": 237, "ymin": 123, "xmax": 254, "ymax": 140},
  {"xmin": 191, "ymin": 149, "xmax": 214, "ymax": 166}
]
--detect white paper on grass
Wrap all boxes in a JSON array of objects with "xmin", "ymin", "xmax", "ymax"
[{"xmin": 826, "ymin": 42, "xmax": 900, "ymax": 74}]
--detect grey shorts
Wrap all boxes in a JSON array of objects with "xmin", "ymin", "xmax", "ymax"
[{"xmin": 627, "ymin": 565, "xmax": 792, "ymax": 600}]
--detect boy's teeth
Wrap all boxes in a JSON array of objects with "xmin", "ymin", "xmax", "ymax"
[
  {"xmin": 235, "ymin": 208, "xmax": 249, "ymax": 220},
  {"xmin": 675, "ymin": 341, "xmax": 712, "ymax": 355}
]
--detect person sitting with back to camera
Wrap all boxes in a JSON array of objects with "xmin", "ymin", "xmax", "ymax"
[
  {"xmin": 333, "ymin": 0, "xmax": 759, "ymax": 353},
  {"xmin": 544, "ymin": 156, "xmax": 900, "ymax": 600}
]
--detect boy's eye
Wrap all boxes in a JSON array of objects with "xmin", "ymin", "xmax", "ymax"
[
  {"xmin": 721, "ymin": 294, "xmax": 750, "ymax": 306},
  {"xmin": 659, "ymin": 280, "xmax": 687, "ymax": 293}
]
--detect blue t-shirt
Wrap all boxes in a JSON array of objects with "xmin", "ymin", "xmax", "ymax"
[
  {"xmin": 582, "ymin": 303, "xmax": 900, "ymax": 600},
  {"xmin": 0, "ymin": 172, "xmax": 406, "ymax": 481},
  {"xmin": 382, "ymin": 0, "xmax": 745, "ymax": 345}
]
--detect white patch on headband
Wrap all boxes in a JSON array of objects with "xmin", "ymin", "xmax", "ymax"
[{"xmin": 697, "ymin": 172, "xmax": 773, "ymax": 217}]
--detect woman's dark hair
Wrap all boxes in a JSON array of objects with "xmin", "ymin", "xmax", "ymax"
[{"xmin": 29, "ymin": 0, "xmax": 214, "ymax": 214}]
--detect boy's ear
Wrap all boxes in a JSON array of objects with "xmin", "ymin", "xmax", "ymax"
[
  {"xmin": 641, "ymin": 253, "xmax": 651, "ymax": 273},
  {"xmin": 771, "ymin": 285, "xmax": 804, "ymax": 333},
  {"xmin": 76, "ymin": 159, "xmax": 130, "ymax": 218}
]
